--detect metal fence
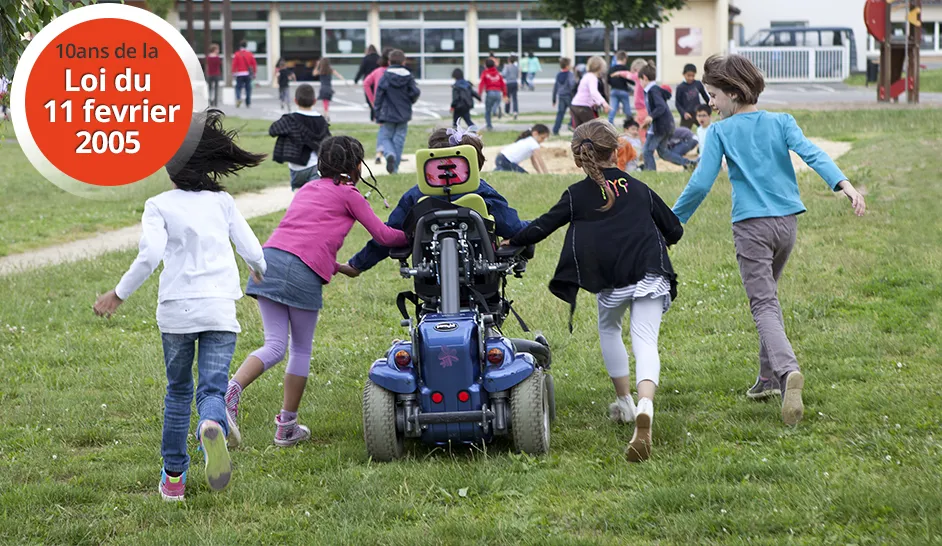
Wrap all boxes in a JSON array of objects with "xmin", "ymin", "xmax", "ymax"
[{"xmin": 731, "ymin": 46, "xmax": 851, "ymax": 83}]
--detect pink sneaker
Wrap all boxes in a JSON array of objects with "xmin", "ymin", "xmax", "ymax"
[
  {"xmin": 159, "ymin": 469, "xmax": 186, "ymax": 502},
  {"xmin": 273, "ymin": 414, "xmax": 311, "ymax": 447}
]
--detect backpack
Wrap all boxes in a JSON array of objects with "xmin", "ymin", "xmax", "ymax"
[{"xmin": 455, "ymin": 84, "xmax": 474, "ymax": 110}]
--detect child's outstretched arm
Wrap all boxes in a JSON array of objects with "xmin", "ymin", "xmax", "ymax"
[
  {"xmin": 346, "ymin": 189, "xmax": 409, "ymax": 248},
  {"xmin": 95, "ymin": 202, "xmax": 167, "ymax": 317},
  {"xmin": 649, "ymin": 188, "xmax": 684, "ymax": 245},
  {"xmin": 672, "ymin": 124, "xmax": 723, "ymax": 223},
  {"xmin": 227, "ymin": 196, "xmax": 267, "ymax": 281},
  {"xmin": 508, "ymin": 190, "xmax": 572, "ymax": 247},
  {"xmin": 477, "ymin": 182, "xmax": 530, "ymax": 238},
  {"xmin": 783, "ymin": 114, "xmax": 866, "ymax": 216}
]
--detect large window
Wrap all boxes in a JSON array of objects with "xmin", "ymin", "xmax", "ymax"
[
  {"xmin": 381, "ymin": 29, "xmax": 422, "ymax": 54},
  {"xmin": 380, "ymin": 10, "xmax": 466, "ymax": 81},
  {"xmin": 922, "ymin": 22, "xmax": 937, "ymax": 50},
  {"xmin": 617, "ymin": 28, "xmax": 657, "ymax": 52},
  {"xmin": 326, "ymin": 28, "xmax": 366, "ymax": 55},
  {"xmin": 522, "ymin": 28, "xmax": 561, "ymax": 54},
  {"xmin": 425, "ymin": 29, "xmax": 464, "ymax": 53},
  {"xmin": 479, "ymin": 28, "xmax": 517, "ymax": 53}
]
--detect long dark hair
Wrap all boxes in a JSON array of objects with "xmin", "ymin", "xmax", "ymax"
[
  {"xmin": 516, "ymin": 124, "xmax": 549, "ymax": 141},
  {"xmin": 316, "ymin": 57, "xmax": 332, "ymax": 75},
  {"xmin": 166, "ymin": 109, "xmax": 265, "ymax": 192}
]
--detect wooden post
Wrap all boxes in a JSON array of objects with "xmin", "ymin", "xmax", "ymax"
[
  {"xmin": 910, "ymin": 0, "xmax": 921, "ymax": 103},
  {"xmin": 185, "ymin": 0, "xmax": 195, "ymax": 47},
  {"xmin": 879, "ymin": 0, "xmax": 891, "ymax": 102},
  {"xmin": 202, "ymin": 0, "xmax": 212, "ymax": 71},
  {"xmin": 223, "ymin": 0, "xmax": 233, "ymax": 87}
]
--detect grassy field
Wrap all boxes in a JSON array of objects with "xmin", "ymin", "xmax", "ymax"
[
  {"xmin": 1, "ymin": 109, "xmax": 941, "ymax": 544},
  {"xmin": 0, "ymin": 117, "xmax": 525, "ymax": 257},
  {"xmin": 845, "ymin": 67, "xmax": 942, "ymax": 93}
]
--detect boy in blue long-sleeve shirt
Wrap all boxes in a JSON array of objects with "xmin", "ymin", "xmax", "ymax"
[
  {"xmin": 675, "ymin": 63, "xmax": 710, "ymax": 130},
  {"xmin": 340, "ymin": 129, "xmax": 528, "ymax": 276},
  {"xmin": 672, "ymin": 54, "xmax": 866, "ymax": 427},
  {"xmin": 639, "ymin": 65, "xmax": 696, "ymax": 172}
]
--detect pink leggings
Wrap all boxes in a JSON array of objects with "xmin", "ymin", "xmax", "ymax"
[{"xmin": 250, "ymin": 297, "xmax": 320, "ymax": 378}]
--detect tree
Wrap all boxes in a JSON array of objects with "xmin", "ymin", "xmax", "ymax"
[
  {"xmin": 538, "ymin": 0, "xmax": 688, "ymax": 67},
  {"xmin": 145, "ymin": 0, "xmax": 176, "ymax": 19},
  {"xmin": 0, "ymin": 0, "xmax": 93, "ymax": 78}
]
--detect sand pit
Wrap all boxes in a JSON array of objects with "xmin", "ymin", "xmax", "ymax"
[{"xmin": 480, "ymin": 138, "xmax": 852, "ymax": 175}]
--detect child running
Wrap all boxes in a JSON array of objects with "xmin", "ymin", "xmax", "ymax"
[
  {"xmin": 276, "ymin": 59, "xmax": 295, "ymax": 111},
  {"xmin": 495, "ymin": 124, "xmax": 550, "ymax": 174},
  {"xmin": 506, "ymin": 119, "xmax": 684, "ymax": 462},
  {"xmin": 269, "ymin": 83, "xmax": 331, "ymax": 191},
  {"xmin": 450, "ymin": 68, "xmax": 481, "ymax": 128},
  {"xmin": 225, "ymin": 136, "xmax": 408, "ymax": 448},
  {"xmin": 616, "ymin": 118, "xmax": 642, "ymax": 172},
  {"xmin": 93, "ymin": 110, "xmax": 268, "ymax": 501},
  {"xmin": 672, "ymin": 54, "xmax": 866, "ymax": 426},
  {"xmin": 312, "ymin": 57, "xmax": 347, "ymax": 119}
]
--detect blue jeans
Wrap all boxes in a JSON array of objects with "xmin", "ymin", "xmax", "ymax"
[
  {"xmin": 484, "ymin": 91, "xmax": 502, "ymax": 129},
  {"xmin": 553, "ymin": 96, "xmax": 572, "ymax": 135},
  {"xmin": 643, "ymin": 129, "xmax": 690, "ymax": 172},
  {"xmin": 377, "ymin": 122, "xmax": 409, "ymax": 173},
  {"xmin": 289, "ymin": 165, "xmax": 318, "ymax": 191},
  {"xmin": 495, "ymin": 153, "xmax": 528, "ymax": 173},
  {"xmin": 235, "ymin": 75, "xmax": 252, "ymax": 106},
  {"xmin": 160, "ymin": 331, "xmax": 236, "ymax": 473},
  {"xmin": 608, "ymin": 89, "xmax": 632, "ymax": 123},
  {"xmin": 670, "ymin": 135, "xmax": 699, "ymax": 158},
  {"xmin": 505, "ymin": 83, "xmax": 519, "ymax": 115}
]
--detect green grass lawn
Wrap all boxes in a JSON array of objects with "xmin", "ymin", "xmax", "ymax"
[
  {"xmin": 845, "ymin": 67, "xmax": 942, "ymax": 93},
  {"xmin": 0, "ymin": 117, "xmax": 524, "ymax": 257},
  {"xmin": 1, "ymin": 109, "xmax": 941, "ymax": 543}
]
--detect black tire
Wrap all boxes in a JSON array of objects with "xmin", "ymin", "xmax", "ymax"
[
  {"xmin": 362, "ymin": 380, "xmax": 404, "ymax": 461},
  {"xmin": 510, "ymin": 369, "xmax": 550, "ymax": 455},
  {"xmin": 545, "ymin": 372, "xmax": 556, "ymax": 422}
]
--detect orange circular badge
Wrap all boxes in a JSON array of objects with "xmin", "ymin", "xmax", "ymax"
[
  {"xmin": 24, "ymin": 19, "xmax": 192, "ymax": 186},
  {"xmin": 12, "ymin": 4, "xmax": 204, "ymax": 194}
]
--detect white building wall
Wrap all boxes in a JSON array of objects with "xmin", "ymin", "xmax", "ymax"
[{"xmin": 731, "ymin": 0, "xmax": 869, "ymax": 71}]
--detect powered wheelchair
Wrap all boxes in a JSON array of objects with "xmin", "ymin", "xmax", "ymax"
[{"xmin": 362, "ymin": 144, "xmax": 555, "ymax": 461}]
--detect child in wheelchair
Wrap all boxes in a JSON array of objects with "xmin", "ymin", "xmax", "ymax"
[{"xmin": 338, "ymin": 127, "xmax": 528, "ymax": 279}]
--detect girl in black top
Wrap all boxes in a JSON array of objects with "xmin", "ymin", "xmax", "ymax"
[{"xmin": 507, "ymin": 119, "xmax": 683, "ymax": 462}]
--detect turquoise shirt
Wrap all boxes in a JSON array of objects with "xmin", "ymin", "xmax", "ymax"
[{"xmin": 672, "ymin": 111, "xmax": 846, "ymax": 224}]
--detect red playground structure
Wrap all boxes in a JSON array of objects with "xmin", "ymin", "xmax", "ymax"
[{"xmin": 865, "ymin": 0, "xmax": 922, "ymax": 103}]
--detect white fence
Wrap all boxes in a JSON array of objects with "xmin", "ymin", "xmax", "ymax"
[{"xmin": 731, "ymin": 46, "xmax": 851, "ymax": 83}]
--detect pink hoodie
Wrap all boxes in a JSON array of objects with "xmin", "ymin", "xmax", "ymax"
[
  {"xmin": 264, "ymin": 178, "xmax": 407, "ymax": 283},
  {"xmin": 363, "ymin": 66, "xmax": 387, "ymax": 106}
]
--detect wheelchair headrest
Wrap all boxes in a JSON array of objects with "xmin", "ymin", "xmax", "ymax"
[{"xmin": 415, "ymin": 145, "xmax": 481, "ymax": 198}]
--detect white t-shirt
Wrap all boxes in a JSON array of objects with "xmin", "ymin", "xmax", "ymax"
[
  {"xmin": 115, "ymin": 190, "xmax": 267, "ymax": 334},
  {"xmin": 288, "ymin": 110, "xmax": 322, "ymax": 171},
  {"xmin": 501, "ymin": 136, "xmax": 541, "ymax": 165},
  {"xmin": 696, "ymin": 124, "xmax": 709, "ymax": 149}
]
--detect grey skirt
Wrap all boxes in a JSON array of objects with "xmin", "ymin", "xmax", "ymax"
[{"xmin": 246, "ymin": 247, "xmax": 324, "ymax": 310}]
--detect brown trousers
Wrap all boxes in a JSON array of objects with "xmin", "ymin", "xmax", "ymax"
[
  {"xmin": 732, "ymin": 215, "xmax": 800, "ymax": 382},
  {"xmin": 570, "ymin": 105, "xmax": 598, "ymax": 128}
]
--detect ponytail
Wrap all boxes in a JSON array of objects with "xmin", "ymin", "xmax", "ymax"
[
  {"xmin": 517, "ymin": 124, "xmax": 551, "ymax": 141},
  {"xmin": 570, "ymin": 119, "xmax": 619, "ymax": 212}
]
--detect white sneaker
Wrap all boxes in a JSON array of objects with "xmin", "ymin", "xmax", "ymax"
[
  {"xmin": 627, "ymin": 398, "xmax": 654, "ymax": 462},
  {"xmin": 608, "ymin": 395, "xmax": 636, "ymax": 424}
]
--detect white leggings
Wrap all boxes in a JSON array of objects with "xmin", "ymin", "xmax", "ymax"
[{"xmin": 596, "ymin": 295, "xmax": 665, "ymax": 386}]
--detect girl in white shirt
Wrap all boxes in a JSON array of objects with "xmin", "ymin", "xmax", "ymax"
[
  {"xmin": 94, "ymin": 110, "xmax": 268, "ymax": 502},
  {"xmin": 494, "ymin": 124, "xmax": 550, "ymax": 174}
]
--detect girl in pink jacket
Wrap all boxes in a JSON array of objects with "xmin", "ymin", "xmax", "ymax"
[{"xmin": 225, "ymin": 136, "xmax": 407, "ymax": 448}]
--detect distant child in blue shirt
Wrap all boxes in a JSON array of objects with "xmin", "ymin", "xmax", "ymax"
[{"xmin": 672, "ymin": 54, "xmax": 866, "ymax": 427}]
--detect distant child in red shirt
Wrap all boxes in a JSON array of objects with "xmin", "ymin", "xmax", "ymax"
[
  {"xmin": 479, "ymin": 58, "xmax": 509, "ymax": 130},
  {"xmin": 205, "ymin": 43, "xmax": 222, "ymax": 107}
]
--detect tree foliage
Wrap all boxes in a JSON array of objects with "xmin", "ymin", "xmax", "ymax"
[
  {"xmin": 0, "ymin": 0, "xmax": 93, "ymax": 78},
  {"xmin": 145, "ymin": 0, "xmax": 175, "ymax": 19}
]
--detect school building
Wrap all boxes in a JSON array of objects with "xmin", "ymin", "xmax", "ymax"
[{"xmin": 165, "ymin": 0, "xmax": 733, "ymax": 85}]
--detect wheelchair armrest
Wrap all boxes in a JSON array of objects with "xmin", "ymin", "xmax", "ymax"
[
  {"xmin": 495, "ymin": 243, "xmax": 535, "ymax": 260},
  {"xmin": 389, "ymin": 246, "xmax": 412, "ymax": 260}
]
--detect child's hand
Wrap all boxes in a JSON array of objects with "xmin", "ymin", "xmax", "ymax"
[
  {"xmin": 249, "ymin": 268, "xmax": 264, "ymax": 284},
  {"xmin": 838, "ymin": 180, "xmax": 866, "ymax": 216},
  {"xmin": 94, "ymin": 290, "xmax": 123, "ymax": 318},
  {"xmin": 683, "ymin": 112, "xmax": 692, "ymax": 120},
  {"xmin": 337, "ymin": 263, "xmax": 361, "ymax": 278},
  {"xmin": 499, "ymin": 239, "xmax": 513, "ymax": 248}
]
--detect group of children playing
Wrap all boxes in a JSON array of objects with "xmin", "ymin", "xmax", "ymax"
[
  {"xmin": 275, "ymin": 57, "xmax": 347, "ymax": 118},
  {"xmin": 93, "ymin": 54, "xmax": 867, "ymax": 501}
]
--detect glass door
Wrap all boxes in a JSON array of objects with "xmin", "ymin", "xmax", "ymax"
[{"xmin": 280, "ymin": 28, "xmax": 323, "ymax": 81}]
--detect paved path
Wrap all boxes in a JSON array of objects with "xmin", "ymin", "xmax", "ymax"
[
  {"xmin": 0, "ymin": 186, "xmax": 296, "ymax": 277},
  {"xmin": 214, "ymin": 82, "xmax": 942, "ymax": 123}
]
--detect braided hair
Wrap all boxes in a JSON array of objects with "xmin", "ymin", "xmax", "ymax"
[
  {"xmin": 318, "ymin": 136, "xmax": 365, "ymax": 184},
  {"xmin": 165, "ymin": 109, "xmax": 266, "ymax": 192},
  {"xmin": 571, "ymin": 119, "xmax": 619, "ymax": 212}
]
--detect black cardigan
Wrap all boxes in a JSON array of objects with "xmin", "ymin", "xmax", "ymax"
[
  {"xmin": 510, "ymin": 168, "xmax": 683, "ymax": 330},
  {"xmin": 268, "ymin": 112, "xmax": 331, "ymax": 166}
]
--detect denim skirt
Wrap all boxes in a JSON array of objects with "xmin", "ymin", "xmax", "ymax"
[{"xmin": 246, "ymin": 247, "xmax": 324, "ymax": 310}]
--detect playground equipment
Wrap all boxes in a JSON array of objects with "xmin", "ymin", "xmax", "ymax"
[{"xmin": 864, "ymin": 0, "xmax": 921, "ymax": 103}]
